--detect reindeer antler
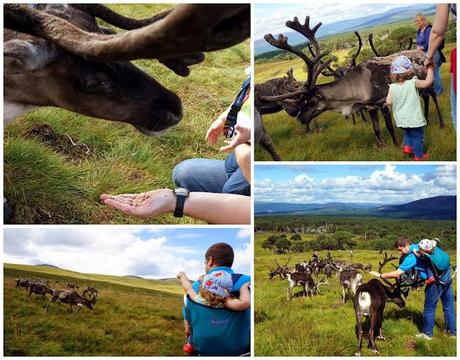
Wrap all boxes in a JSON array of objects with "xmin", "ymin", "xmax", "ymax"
[{"xmin": 378, "ymin": 252, "xmax": 398, "ymax": 288}]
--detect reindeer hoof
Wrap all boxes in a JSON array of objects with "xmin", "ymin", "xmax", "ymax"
[
  {"xmin": 376, "ymin": 336, "xmax": 386, "ymax": 341},
  {"xmin": 371, "ymin": 349, "xmax": 379, "ymax": 354},
  {"xmin": 354, "ymin": 352, "xmax": 361, "ymax": 357}
]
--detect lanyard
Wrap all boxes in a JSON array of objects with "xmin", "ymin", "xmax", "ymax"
[{"xmin": 224, "ymin": 76, "xmax": 251, "ymax": 138}]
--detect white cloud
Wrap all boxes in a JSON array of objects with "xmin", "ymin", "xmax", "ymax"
[{"xmin": 237, "ymin": 228, "xmax": 252, "ymax": 239}]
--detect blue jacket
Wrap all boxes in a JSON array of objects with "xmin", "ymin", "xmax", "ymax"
[
  {"xmin": 416, "ymin": 26, "xmax": 432, "ymax": 51},
  {"xmin": 398, "ymin": 244, "xmax": 428, "ymax": 279}
]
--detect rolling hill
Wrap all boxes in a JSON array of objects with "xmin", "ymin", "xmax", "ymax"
[
  {"xmin": 255, "ymin": 195, "xmax": 456, "ymax": 220},
  {"xmin": 4, "ymin": 263, "xmax": 185, "ymax": 356},
  {"xmin": 255, "ymin": 4, "xmax": 435, "ymax": 55}
]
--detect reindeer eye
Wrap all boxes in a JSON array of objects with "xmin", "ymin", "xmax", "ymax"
[{"xmin": 82, "ymin": 73, "xmax": 113, "ymax": 94}]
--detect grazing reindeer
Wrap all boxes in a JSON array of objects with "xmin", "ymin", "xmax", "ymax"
[
  {"xmin": 338, "ymin": 268, "xmax": 362, "ymax": 303},
  {"xmin": 66, "ymin": 283, "xmax": 79, "ymax": 289},
  {"xmin": 16, "ymin": 278, "xmax": 32, "ymax": 290},
  {"xmin": 354, "ymin": 253, "xmax": 408, "ymax": 356},
  {"xmin": 350, "ymin": 263, "xmax": 372, "ymax": 271},
  {"xmin": 267, "ymin": 257, "xmax": 291, "ymax": 279},
  {"xmin": 368, "ymin": 34, "xmax": 444, "ymax": 128},
  {"xmin": 286, "ymin": 271, "xmax": 328, "ymax": 300},
  {"xmin": 28, "ymin": 281, "xmax": 53, "ymax": 300},
  {"xmin": 46, "ymin": 287, "xmax": 98, "ymax": 313}
]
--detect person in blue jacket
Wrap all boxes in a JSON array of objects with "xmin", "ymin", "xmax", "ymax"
[
  {"xmin": 182, "ymin": 242, "xmax": 250, "ymax": 355},
  {"xmin": 370, "ymin": 237, "xmax": 456, "ymax": 340}
]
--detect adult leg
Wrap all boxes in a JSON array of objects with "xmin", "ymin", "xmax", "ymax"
[
  {"xmin": 440, "ymin": 283, "xmax": 457, "ymax": 336},
  {"xmin": 433, "ymin": 51, "xmax": 444, "ymax": 95},
  {"xmin": 172, "ymin": 159, "xmax": 227, "ymax": 193},
  {"xmin": 412, "ymin": 127, "xmax": 425, "ymax": 158},
  {"xmin": 222, "ymin": 153, "xmax": 250, "ymax": 195},
  {"xmin": 422, "ymin": 283, "xmax": 441, "ymax": 337}
]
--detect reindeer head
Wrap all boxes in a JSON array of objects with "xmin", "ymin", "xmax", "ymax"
[
  {"xmin": 378, "ymin": 253, "xmax": 409, "ymax": 308},
  {"xmin": 83, "ymin": 287, "xmax": 98, "ymax": 309},
  {"xmin": 4, "ymin": 4, "xmax": 249, "ymax": 132}
]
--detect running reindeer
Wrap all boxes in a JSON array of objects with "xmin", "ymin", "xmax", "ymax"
[{"xmin": 353, "ymin": 253, "xmax": 409, "ymax": 356}]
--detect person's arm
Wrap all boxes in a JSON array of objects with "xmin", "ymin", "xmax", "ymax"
[
  {"xmin": 425, "ymin": 4, "xmax": 450, "ymax": 64},
  {"xmin": 234, "ymin": 143, "xmax": 251, "ymax": 183},
  {"xmin": 177, "ymin": 271, "xmax": 199, "ymax": 301},
  {"xmin": 206, "ymin": 106, "xmax": 231, "ymax": 145},
  {"xmin": 416, "ymin": 65, "xmax": 434, "ymax": 88},
  {"xmin": 369, "ymin": 268, "xmax": 404, "ymax": 279},
  {"xmin": 100, "ymin": 190, "xmax": 250, "ymax": 224},
  {"xmin": 224, "ymin": 282, "xmax": 250, "ymax": 311},
  {"xmin": 385, "ymin": 87, "xmax": 393, "ymax": 105}
]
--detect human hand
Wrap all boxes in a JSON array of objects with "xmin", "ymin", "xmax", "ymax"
[
  {"xmin": 198, "ymin": 274, "xmax": 205, "ymax": 282},
  {"xmin": 205, "ymin": 110, "xmax": 228, "ymax": 145},
  {"xmin": 177, "ymin": 271, "xmax": 187, "ymax": 280},
  {"xmin": 369, "ymin": 271, "xmax": 381, "ymax": 277},
  {"xmin": 100, "ymin": 189, "xmax": 175, "ymax": 218},
  {"xmin": 219, "ymin": 124, "xmax": 251, "ymax": 152},
  {"xmin": 424, "ymin": 56, "xmax": 434, "ymax": 67}
]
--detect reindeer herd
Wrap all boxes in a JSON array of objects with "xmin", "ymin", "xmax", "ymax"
[
  {"xmin": 15, "ymin": 278, "xmax": 98, "ymax": 314},
  {"xmin": 255, "ymin": 16, "xmax": 445, "ymax": 160},
  {"xmin": 266, "ymin": 252, "xmax": 415, "ymax": 356}
]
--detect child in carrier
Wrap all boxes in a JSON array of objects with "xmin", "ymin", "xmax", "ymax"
[
  {"xmin": 386, "ymin": 55, "xmax": 434, "ymax": 160},
  {"xmin": 177, "ymin": 270, "xmax": 250, "ymax": 354}
]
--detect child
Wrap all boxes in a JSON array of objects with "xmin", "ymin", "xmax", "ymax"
[
  {"xmin": 386, "ymin": 55, "xmax": 434, "ymax": 160},
  {"xmin": 177, "ymin": 270, "xmax": 250, "ymax": 354},
  {"xmin": 412, "ymin": 238, "xmax": 438, "ymax": 284}
]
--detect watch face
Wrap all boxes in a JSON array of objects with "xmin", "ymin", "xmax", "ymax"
[{"xmin": 174, "ymin": 188, "xmax": 189, "ymax": 197}]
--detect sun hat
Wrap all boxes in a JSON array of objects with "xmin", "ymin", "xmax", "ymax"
[
  {"xmin": 418, "ymin": 238, "xmax": 434, "ymax": 251},
  {"xmin": 201, "ymin": 271, "xmax": 233, "ymax": 298},
  {"xmin": 390, "ymin": 55, "xmax": 414, "ymax": 74}
]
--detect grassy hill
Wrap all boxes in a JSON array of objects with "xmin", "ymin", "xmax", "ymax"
[
  {"xmin": 4, "ymin": 4, "xmax": 250, "ymax": 224},
  {"xmin": 255, "ymin": 33, "xmax": 456, "ymax": 160},
  {"xmin": 254, "ymin": 233, "xmax": 457, "ymax": 356},
  {"xmin": 4, "ymin": 263, "xmax": 186, "ymax": 356}
]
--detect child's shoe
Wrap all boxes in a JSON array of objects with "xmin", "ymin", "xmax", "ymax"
[
  {"xmin": 403, "ymin": 146, "xmax": 413, "ymax": 155},
  {"xmin": 183, "ymin": 342, "xmax": 194, "ymax": 355},
  {"xmin": 425, "ymin": 276, "xmax": 435, "ymax": 285},
  {"xmin": 413, "ymin": 153, "xmax": 429, "ymax": 161}
]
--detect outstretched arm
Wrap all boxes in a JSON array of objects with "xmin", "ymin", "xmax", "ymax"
[
  {"xmin": 416, "ymin": 65, "xmax": 434, "ymax": 89},
  {"xmin": 425, "ymin": 4, "xmax": 450, "ymax": 65},
  {"xmin": 177, "ymin": 271, "xmax": 199, "ymax": 301},
  {"xmin": 224, "ymin": 282, "xmax": 251, "ymax": 311},
  {"xmin": 370, "ymin": 269, "xmax": 404, "ymax": 279},
  {"xmin": 101, "ymin": 190, "xmax": 250, "ymax": 224}
]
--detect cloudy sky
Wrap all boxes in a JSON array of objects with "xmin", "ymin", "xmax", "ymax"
[
  {"xmin": 4, "ymin": 228, "xmax": 251, "ymax": 280},
  {"xmin": 254, "ymin": 3, "xmax": 424, "ymax": 39},
  {"xmin": 255, "ymin": 164, "xmax": 456, "ymax": 204}
]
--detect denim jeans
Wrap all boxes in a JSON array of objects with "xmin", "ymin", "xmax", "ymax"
[
  {"xmin": 451, "ymin": 76, "xmax": 456, "ymax": 129},
  {"xmin": 423, "ymin": 281, "xmax": 457, "ymax": 337},
  {"xmin": 433, "ymin": 51, "xmax": 444, "ymax": 95},
  {"xmin": 172, "ymin": 153, "xmax": 250, "ymax": 196},
  {"xmin": 402, "ymin": 126, "xmax": 425, "ymax": 157}
]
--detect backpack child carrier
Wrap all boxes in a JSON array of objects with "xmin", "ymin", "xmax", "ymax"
[{"xmin": 184, "ymin": 273, "xmax": 250, "ymax": 356}]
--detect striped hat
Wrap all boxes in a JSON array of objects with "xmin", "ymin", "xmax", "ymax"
[
  {"xmin": 202, "ymin": 271, "xmax": 233, "ymax": 298},
  {"xmin": 418, "ymin": 239, "xmax": 434, "ymax": 251}
]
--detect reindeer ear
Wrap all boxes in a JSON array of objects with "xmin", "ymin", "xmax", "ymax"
[{"xmin": 4, "ymin": 39, "xmax": 56, "ymax": 70}]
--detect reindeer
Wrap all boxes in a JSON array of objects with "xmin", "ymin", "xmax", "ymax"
[
  {"xmin": 15, "ymin": 278, "xmax": 32, "ymax": 290},
  {"xmin": 350, "ymin": 263, "xmax": 372, "ymax": 272},
  {"xmin": 65, "ymin": 282, "xmax": 79, "ymax": 290},
  {"xmin": 286, "ymin": 271, "xmax": 329, "ymax": 300},
  {"xmin": 28, "ymin": 281, "xmax": 54, "ymax": 300},
  {"xmin": 338, "ymin": 268, "xmax": 363, "ymax": 303},
  {"xmin": 259, "ymin": 16, "xmax": 441, "ymax": 152},
  {"xmin": 268, "ymin": 257, "xmax": 291, "ymax": 279},
  {"xmin": 46, "ymin": 287, "xmax": 98, "ymax": 313},
  {"xmin": 4, "ymin": 4, "xmax": 249, "ymax": 131},
  {"xmin": 368, "ymin": 33, "xmax": 444, "ymax": 128},
  {"xmin": 354, "ymin": 253, "xmax": 409, "ymax": 356}
]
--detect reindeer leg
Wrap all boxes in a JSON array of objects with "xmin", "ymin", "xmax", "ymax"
[
  {"xmin": 430, "ymin": 91, "xmax": 445, "ymax": 128},
  {"xmin": 355, "ymin": 310, "xmax": 364, "ymax": 356},
  {"xmin": 368, "ymin": 315, "xmax": 379, "ymax": 354},
  {"xmin": 352, "ymin": 114, "xmax": 356, "ymax": 126},
  {"xmin": 380, "ymin": 107, "xmax": 399, "ymax": 146},
  {"xmin": 342, "ymin": 286, "xmax": 346, "ymax": 303},
  {"xmin": 368, "ymin": 110, "xmax": 384, "ymax": 147},
  {"xmin": 287, "ymin": 285, "xmax": 292, "ymax": 300},
  {"xmin": 376, "ymin": 309, "xmax": 385, "ymax": 340},
  {"xmin": 260, "ymin": 133, "xmax": 281, "ymax": 161}
]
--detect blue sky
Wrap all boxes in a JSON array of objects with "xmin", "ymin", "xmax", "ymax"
[
  {"xmin": 254, "ymin": 3, "xmax": 428, "ymax": 39},
  {"xmin": 255, "ymin": 164, "xmax": 456, "ymax": 204},
  {"xmin": 4, "ymin": 228, "xmax": 251, "ymax": 279}
]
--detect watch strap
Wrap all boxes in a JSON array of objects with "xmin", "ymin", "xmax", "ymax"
[{"xmin": 174, "ymin": 194, "xmax": 187, "ymax": 218}]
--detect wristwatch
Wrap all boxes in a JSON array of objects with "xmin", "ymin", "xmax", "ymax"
[{"xmin": 173, "ymin": 188, "xmax": 190, "ymax": 218}]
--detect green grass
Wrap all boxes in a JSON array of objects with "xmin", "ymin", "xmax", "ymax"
[
  {"xmin": 4, "ymin": 263, "xmax": 186, "ymax": 356},
  {"xmin": 255, "ymin": 43, "xmax": 456, "ymax": 161},
  {"xmin": 4, "ymin": 4, "xmax": 250, "ymax": 224},
  {"xmin": 254, "ymin": 233, "xmax": 457, "ymax": 356}
]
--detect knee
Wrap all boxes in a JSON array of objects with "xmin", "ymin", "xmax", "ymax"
[{"xmin": 172, "ymin": 160, "xmax": 195, "ymax": 187}]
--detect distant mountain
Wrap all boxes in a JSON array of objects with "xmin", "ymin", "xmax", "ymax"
[
  {"xmin": 35, "ymin": 264, "xmax": 59, "ymax": 268},
  {"xmin": 123, "ymin": 275, "xmax": 144, "ymax": 279},
  {"xmin": 255, "ymin": 196, "xmax": 456, "ymax": 220},
  {"xmin": 255, "ymin": 4, "xmax": 435, "ymax": 55},
  {"xmin": 377, "ymin": 196, "xmax": 456, "ymax": 220}
]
